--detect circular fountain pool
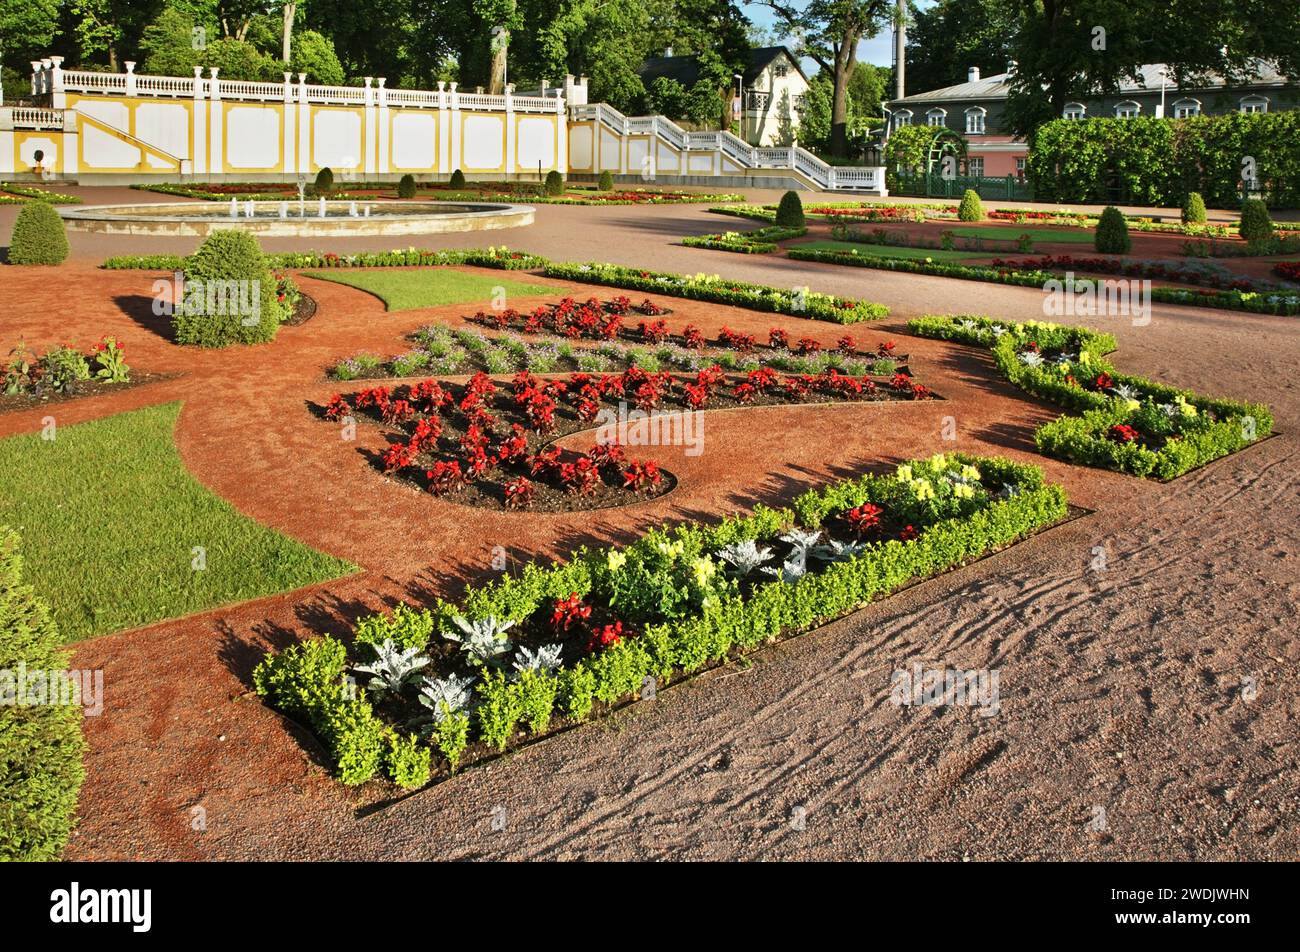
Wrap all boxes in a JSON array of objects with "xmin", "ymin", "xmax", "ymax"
[{"xmin": 58, "ymin": 200, "xmax": 534, "ymax": 237}]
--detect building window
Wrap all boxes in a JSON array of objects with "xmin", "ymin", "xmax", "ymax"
[
  {"xmin": 966, "ymin": 157, "xmax": 984, "ymax": 177},
  {"xmin": 1172, "ymin": 98, "xmax": 1201, "ymax": 118},
  {"xmin": 1063, "ymin": 102, "xmax": 1086, "ymax": 120},
  {"xmin": 894, "ymin": 110, "xmax": 912, "ymax": 128},
  {"xmin": 1240, "ymin": 95, "xmax": 1269, "ymax": 114},
  {"xmin": 745, "ymin": 91, "xmax": 770, "ymax": 111},
  {"xmin": 965, "ymin": 107, "xmax": 986, "ymax": 134},
  {"xmin": 773, "ymin": 63, "xmax": 788, "ymax": 77},
  {"xmin": 1015, "ymin": 157, "xmax": 1026, "ymax": 178},
  {"xmin": 1115, "ymin": 101, "xmax": 1141, "ymax": 119},
  {"xmin": 926, "ymin": 108, "xmax": 947, "ymax": 127}
]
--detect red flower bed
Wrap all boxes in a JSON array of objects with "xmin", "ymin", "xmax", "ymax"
[{"xmin": 1274, "ymin": 261, "xmax": 1300, "ymax": 282}]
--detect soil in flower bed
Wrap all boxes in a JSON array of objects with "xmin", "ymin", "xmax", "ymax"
[
  {"xmin": 284, "ymin": 292, "xmax": 318, "ymax": 327},
  {"xmin": 317, "ymin": 364, "xmax": 935, "ymax": 512},
  {"xmin": 0, "ymin": 371, "xmax": 176, "ymax": 414}
]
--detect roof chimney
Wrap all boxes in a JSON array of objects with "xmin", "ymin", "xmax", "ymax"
[
  {"xmin": 968, "ymin": 67, "xmax": 980, "ymax": 83},
  {"xmin": 664, "ymin": 46, "xmax": 673, "ymax": 57},
  {"xmin": 1007, "ymin": 60, "xmax": 1017, "ymax": 77}
]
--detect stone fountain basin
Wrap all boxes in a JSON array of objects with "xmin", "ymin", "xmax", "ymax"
[{"xmin": 58, "ymin": 200, "xmax": 535, "ymax": 237}]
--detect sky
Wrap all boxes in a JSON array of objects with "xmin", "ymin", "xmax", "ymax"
[{"xmin": 742, "ymin": 1, "xmax": 937, "ymax": 71}]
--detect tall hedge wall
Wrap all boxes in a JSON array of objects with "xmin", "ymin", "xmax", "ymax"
[{"xmin": 1027, "ymin": 112, "xmax": 1300, "ymax": 209}]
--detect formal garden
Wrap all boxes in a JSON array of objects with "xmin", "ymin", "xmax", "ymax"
[{"xmin": 0, "ymin": 165, "xmax": 1290, "ymax": 861}]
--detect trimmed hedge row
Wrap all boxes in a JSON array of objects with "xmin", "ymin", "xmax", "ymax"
[
  {"xmin": 104, "ymin": 246, "xmax": 548, "ymax": 272},
  {"xmin": 787, "ymin": 247, "xmax": 1300, "ymax": 316},
  {"xmin": 681, "ymin": 225, "xmax": 807, "ymax": 254},
  {"xmin": 542, "ymin": 260, "xmax": 890, "ymax": 324},
  {"xmin": 254, "ymin": 454, "xmax": 1068, "ymax": 785},
  {"xmin": 907, "ymin": 314, "xmax": 1273, "ymax": 479}
]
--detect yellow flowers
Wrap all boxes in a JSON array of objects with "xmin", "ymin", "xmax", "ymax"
[
  {"xmin": 954, "ymin": 483, "xmax": 975, "ymax": 499},
  {"xmin": 896, "ymin": 463, "xmax": 913, "ymax": 482},
  {"xmin": 928, "ymin": 453, "xmax": 947, "ymax": 469},
  {"xmin": 960, "ymin": 464, "xmax": 981, "ymax": 482},
  {"xmin": 910, "ymin": 478, "xmax": 935, "ymax": 501},
  {"xmin": 1125, "ymin": 398, "xmax": 1141, "ymax": 412},
  {"xmin": 691, "ymin": 556, "xmax": 717, "ymax": 588},
  {"xmin": 655, "ymin": 539, "xmax": 685, "ymax": 559},
  {"xmin": 606, "ymin": 550, "xmax": 627, "ymax": 572}
]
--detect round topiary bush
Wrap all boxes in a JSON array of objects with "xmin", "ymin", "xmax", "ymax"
[
  {"xmin": 8, "ymin": 201, "xmax": 69, "ymax": 265},
  {"xmin": 397, "ymin": 174, "xmax": 416, "ymax": 199},
  {"xmin": 957, "ymin": 189, "xmax": 984, "ymax": 222},
  {"xmin": 1182, "ymin": 192, "xmax": 1207, "ymax": 225},
  {"xmin": 597, "ymin": 170, "xmax": 614, "ymax": 191},
  {"xmin": 775, "ymin": 190, "xmax": 805, "ymax": 228},
  {"xmin": 544, "ymin": 170, "xmax": 565, "ymax": 196},
  {"xmin": 449, "ymin": 169, "xmax": 466, "ymax": 189},
  {"xmin": 313, "ymin": 166, "xmax": 334, "ymax": 195},
  {"xmin": 174, "ymin": 230, "xmax": 286, "ymax": 347},
  {"xmin": 1094, "ymin": 206, "xmax": 1131, "ymax": 254},
  {"xmin": 1239, "ymin": 198, "xmax": 1274, "ymax": 242},
  {"xmin": 0, "ymin": 527, "xmax": 86, "ymax": 861}
]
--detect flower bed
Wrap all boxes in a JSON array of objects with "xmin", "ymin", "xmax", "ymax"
[
  {"xmin": 541, "ymin": 261, "xmax": 889, "ymax": 324},
  {"xmin": 681, "ymin": 225, "xmax": 807, "ymax": 253},
  {"xmin": 1275, "ymin": 261, "xmax": 1300, "ymax": 282},
  {"xmin": 3, "ymin": 337, "xmax": 130, "ymax": 399},
  {"xmin": 988, "ymin": 255, "xmax": 1276, "ymax": 292},
  {"xmin": 253, "ymin": 453, "xmax": 1068, "ymax": 787},
  {"xmin": 520, "ymin": 188, "xmax": 744, "ymax": 206},
  {"xmin": 324, "ymin": 360, "xmax": 933, "ymax": 510},
  {"xmin": 0, "ymin": 183, "xmax": 82, "ymax": 204},
  {"xmin": 907, "ymin": 315, "xmax": 1273, "ymax": 479},
  {"xmin": 104, "ymin": 246, "xmax": 547, "ymax": 272},
  {"xmin": 787, "ymin": 247, "xmax": 1300, "ymax": 316},
  {"xmin": 330, "ymin": 324, "xmax": 906, "ymax": 381}
]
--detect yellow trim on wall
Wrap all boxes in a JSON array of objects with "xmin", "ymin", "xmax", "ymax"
[
  {"xmin": 386, "ymin": 108, "xmax": 440, "ymax": 172},
  {"xmin": 512, "ymin": 113, "xmax": 561, "ymax": 173},
  {"xmin": 458, "ymin": 111, "xmax": 507, "ymax": 173},
  {"xmin": 221, "ymin": 100, "xmax": 286, "ymax": 174},
  {"xmin": 306, "ymin": 103, "xmax": 366, "ymax": 174}
]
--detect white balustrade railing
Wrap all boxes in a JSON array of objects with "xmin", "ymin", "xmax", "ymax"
[
  {"xmin": 8, "ymin": 107, "xmax": 65, "ymax": 129},
  {"xmin": 47, "ymin": 67, "xmax": 560, "ymax": 114}
]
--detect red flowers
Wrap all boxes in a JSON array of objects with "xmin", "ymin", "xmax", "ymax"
[
  {"xmin": 836, "ymin": 334, "xmax": 857, "ymax": 355},
  {"xmin": 1274, "ymin": 261, "xmax": 1300, "ymax": 282},
  {"xmin": 845, "ymin": 503, "xmax": 883, "ymax": 535},
  {"xmin": 796, "ymin": 336, "xmax": 822, "ymax": 356},
  {"xmin": 899, "ymin": 525, "xmax": 919, "ymax": 542},
  {"xmin": 559, "ymin": 457, "xmax": 602, "ymax": 496},
  {"xmin": 623, "ymin": 460, "xmax": 662, "ymax": 493},
  {"xmin": 769, "ymin": 328, "xmax": 790, "ymax": 349},
  {"xmin": 552, "ymin": 593, "xmax": 592, "ymax": 631},
  {"xmin": 638, "ymin": 319, "xmax": 670, "ymax": 343},
  {"xmin": 323, "ymin": 393, "xmax": 350, "ymax": 420},
  {"xmin": 587, "ymin": 621, "xmax": 626, "ymax": 653},
  {"xmin": 1094, "ymin": 372, "xmax": 1114, "ymax": 390},
  {"xmin": 1110, "ymin": 423, "xmax": 1140, "ymax": 443},
  {"xmin": 426, "ymin": 460, "xmax": 464, "ymax": 494},
  {"xmin": 718, "ymin": 326, "xmax": 756, "ymax": 352},
  {"xmin": 504, "ymin": 476, "xmax": 535, "ymax": 509}
]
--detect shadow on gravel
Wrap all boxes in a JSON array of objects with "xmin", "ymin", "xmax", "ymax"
[{"xmin": 114, "ymin": 292, "xmax": 176, "ymax": 341}]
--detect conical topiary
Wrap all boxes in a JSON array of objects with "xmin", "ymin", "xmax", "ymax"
[
  {"xmin": 775, "ymin": 190, "xmax": 805, "ymax": 228},
  {"xmin": 1181, "ymin": 192, "xmax": 1206, "ymax": 225},
  {"xmin": 1239, "ymin": 198, "xmax": 1274, "ymax": 242},
  {"xmin": 8, "ymin": 201, "xmax": 69, "ymax": 265},
  {"xmin": 957, "ymin": 189, "xmax": 983, "ymax": 222},
  {"xmin": 1094, "ymin": 205, "xmax": 1131, "ymax": 254}
]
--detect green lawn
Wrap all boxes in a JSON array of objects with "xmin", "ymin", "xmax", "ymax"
[
  {"xmin": 302, "ymin": 268, "xmax": 555, "ymax": 312},
  {"xmin": 0, "ymin": 403, "xmax": 355, "ymax": 642},
  {"xmin": 792, "ymin": 241, "xmax": 988, "ymax": 263},
  {"xmin": 951, "ymin": 225, "xmax": 1095, "ymax": 244}
]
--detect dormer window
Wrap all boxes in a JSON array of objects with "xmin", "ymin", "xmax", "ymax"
[
  {"xmin": 926, "ymin": 108, "xmax": 947, "ymax": 127},
  {"xmin": 1063, "ymin": 102, "xmax": 1086, "ymax": 120},
  {"xmin": 1240, "ymin": 95, "xmax": 1269, "ymax": 114},
  {"xmin": 965, "ymin": 107, "xmax": 986, "ymax": 134},
  {"xmin": 1172, "ymin": 98, "xmax": 1200, "ymax": 118},
  {"xmin": 1115, "ymin": 101, "xmax": 1141, "ymax": 119},
  {"xmin": 894, "ymin": 110, "xmax": 912, "ymax": 128}
]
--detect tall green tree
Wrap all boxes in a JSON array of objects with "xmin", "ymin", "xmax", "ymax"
[
  {"xmin": 759, "ymin": 0, "xmax": 891, "ymax": 156},
  {"xmin": 905, "ymin": 0, "xmax": 1016, "ymax": 95}
]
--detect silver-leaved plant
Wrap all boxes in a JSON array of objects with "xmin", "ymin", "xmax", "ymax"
[
  {"xmin": 445, "ymin": 615, "xmax": 515, "ymax": 665},
  {"xmin": 716, "ymin": 538, "xmax": 775, "ymax": 577},
  {"xmin": 352, "ymin": 638, "xmax": 430, "ymax": 696}
]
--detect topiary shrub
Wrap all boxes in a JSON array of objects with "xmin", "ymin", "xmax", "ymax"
[
  {"xmin": 8, "ymin": 201, "xmax": 69, "ymax": 265},
  {"xmin": 449, "ymin": 169, "xmax": 466, "ymax": 189},
  {"xmin": 957, "ymin": 189, "xmax": 984, "ymax": 222},
  {"xmin": 1182, "ymin": 191, "xmax": 1207, "ymax": 225},
  {"xmin": 597, "ymin": 170, "xmax": 614, "ymax": 191},
  {"xmin": 0, "ymin": 528, "xmax": 86, "ymax": 860},
  {"xmin": 313, "ymin": 166, "xmax": 334, "ymax": 195},
  {"xmin": 173, "ymin": 230, "xmax": 286, "ymax": 347},
  {"xmin": 544, "ymin": 169, "xmax": 565, "ymax": 196},
  {"xmin": 397, "ymin": 174, "xmax": 416, "ymax": 199},
  {"xmin": 1094, "ymin": 206, "xmax": 1131, "ymax": 254},
  {"xmin": 775, "ymin": 190, "xmax": 805, "ymax": 228},
  {"xmin": 1239, "ymin": 198, "xmax": 1274, "ymax": 242}
]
